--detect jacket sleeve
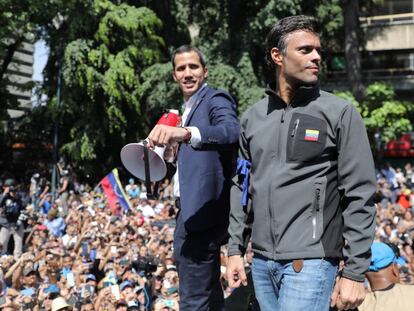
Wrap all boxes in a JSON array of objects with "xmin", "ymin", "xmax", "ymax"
[
  {"xmin": 336, "ymin": 104, "xmax": 376, "ymax": 282},
  {"xmin": 197, "ymin": 92, "xmax": 240, "ymax": 148},
  {"xmin": 228, "ymin": 116, "xmax": 254, "ymax": 256}
]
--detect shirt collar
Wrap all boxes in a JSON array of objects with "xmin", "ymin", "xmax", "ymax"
[{"xmin": 183, "ymin": 83, "xmax": 208, "ymax": 109}]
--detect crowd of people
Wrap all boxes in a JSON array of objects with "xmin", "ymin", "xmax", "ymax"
[
  {"xmin": 374, "ymin": 162, "xmax": 414, "ymax": 283},
  {"xmin": 0, "ymin": 172, "xmax": 181, "ymax": 311},
  {"xmin": 0, "ymin": 160, "xmax": 412, "ymax": 310}
]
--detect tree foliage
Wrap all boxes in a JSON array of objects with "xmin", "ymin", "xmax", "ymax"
[
  {"xmin": 49, "ymin": 2, "xmax": 164, "ymax": 176},
  {"xmin": 335, "ymin": 82, "xmax": 413, "ymax": 144},
  {"xmin": 2, "ymin": 0, "xmax": 413, "ymax": 178}
]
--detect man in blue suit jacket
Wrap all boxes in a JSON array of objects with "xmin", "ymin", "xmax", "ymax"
[{"xmin": 148, "ymin": 45, "xmax": 239, "ymax": 310}]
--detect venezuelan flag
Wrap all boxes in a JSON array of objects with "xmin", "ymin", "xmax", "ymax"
[
  {"xmin": 304, "ymin": 129, "xmax": 319, "ymax": 142},
  {"xmin": 100, "ymin": 168, "xmax": 131, "ymax": 211}
]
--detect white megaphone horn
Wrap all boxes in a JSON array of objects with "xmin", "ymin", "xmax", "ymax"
[
  {"xmin": 120, "ymin": 141, "xmax": 166, "ymax": 182},
  {"xmin": 120, "ymin": 109, "xmax": 181, "ymax": 183}
]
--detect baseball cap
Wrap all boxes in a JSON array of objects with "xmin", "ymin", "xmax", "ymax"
[
  {"xmin": 369, "ymin": 242, "xmax": 398, "ymax": 272},
  {"xmin": 44, "ymin": 284, "xmax": 60, "ymax": 294},
  {"xmin": 86, "ymin": 274, "xmax": 96, "ymax": 282},
  {"xmin": 120, "ymin": 280, "xmax": 134, "ymax": 291},
  {"xmin": 22, "ymin": 267, "xmax": 37, "ymax": 277}
]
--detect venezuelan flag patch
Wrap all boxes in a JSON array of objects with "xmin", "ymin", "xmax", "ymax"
[{"xmin": 304, "ymin": 129, "xmax": 319, "ymax": 141}]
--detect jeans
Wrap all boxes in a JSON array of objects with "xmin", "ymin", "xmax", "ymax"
[
  {"xmin": 252, "ymin": 256, "xmax": 338, "ymax": 311},
  {"xmin": 0, "ymin": 225, "xmax": 24, "ymax": 259}
]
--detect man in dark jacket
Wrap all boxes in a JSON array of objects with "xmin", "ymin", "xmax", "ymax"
[
  {"xmin": 0, "ymin": 179, "xmax": 24, "ymax": 258},
  {"xmin": 148, "ymin": 45, "xmax": 239, "ymax": 310},
  {"xmin": 226, "ymin": 15, "xmax": 376, "ymax": 311}
]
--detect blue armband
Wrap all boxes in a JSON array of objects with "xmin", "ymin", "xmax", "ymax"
[{"xmin": 236, "ymin": 158, "xmax": 251, "ymax": 206}]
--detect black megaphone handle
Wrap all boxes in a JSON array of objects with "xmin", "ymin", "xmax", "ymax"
[{"xmin": 142, "ymin": 140, "xmax": 159, "ymax": 199}]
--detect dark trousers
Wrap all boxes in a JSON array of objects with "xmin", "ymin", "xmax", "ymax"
[{"xmin": 173, "ymin": 213, "xmax": 225, "ymax": 311}]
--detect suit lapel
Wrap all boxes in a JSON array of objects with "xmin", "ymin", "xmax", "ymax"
[{"xmin": 184, "ymin": 86, "xmax": 209, "ymax": 127}]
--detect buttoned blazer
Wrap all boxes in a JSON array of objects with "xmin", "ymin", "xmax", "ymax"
[{"xmin": 177, "ymin": 86, "xmax": 239, "ymax": 234}]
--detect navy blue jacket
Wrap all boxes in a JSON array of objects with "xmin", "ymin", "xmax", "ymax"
[{"xmin": 177, "ymin": 86, "xmax": 239, "ymax": 235}]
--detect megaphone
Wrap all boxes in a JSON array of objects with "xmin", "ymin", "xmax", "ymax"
[
  {"xmin": 120, "ymin": 110, "xmax": 181, "ymax": 183},
  {"xmin": 120, "ymin": 142, "xmax": 166, "ymax": 182}
]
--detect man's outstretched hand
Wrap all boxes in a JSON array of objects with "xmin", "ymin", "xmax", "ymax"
[{"xmin": 148, "ymin": 125, "xmax": 189, "ymax": 148}]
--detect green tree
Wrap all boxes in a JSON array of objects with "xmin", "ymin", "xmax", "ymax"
[
  {"xmin": 39, "ymin": 1, "xmax": 164, "ymax": 176},
  {"xmin": 335, "ymin": 82, "xmax": 413, "ymax": 146},
  {"xmin": 0, "ymin": 0, "xmax": 62, "ymax": 172}
]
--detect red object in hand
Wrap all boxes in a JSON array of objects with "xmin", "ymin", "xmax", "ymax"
[{"xmin": 157, "ymin": 110, "xmax": 181, "ymax": 127}]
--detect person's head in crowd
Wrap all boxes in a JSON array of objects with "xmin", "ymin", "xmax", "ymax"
[
  {"xmin": 42, "ymin": 285, "xmax": 60, "ymax": 311},
  {"xmin": 120, "ymin": 280, "xmax": 135, "ymax": 300},
  {"xmin": 37, "ymin": 224, "xmax": 49, "ymax": 238},
  {"xmin": 127, "ymin": 301, "xmax": 141, "ymax": 311},
  {"xmin": 0, "ymin": 255, "xmax": 14, "ymax": 271},
  {"xmin": 136, "ymin": 235, "xmax": 144, "ymax": 247},
  {"xmin": 61, "ymin": 254, "xmax": 73, "ymax": 270},
  {"xmin": 152, "ymin": 274, "xmax": 164, "ymax": 294},
  {"xmin": 116, "ymin": 299, "xmax": 128, "ymax": 311},
  {"xmin": 403, "ymin": 209, "xmax": 413, "ymax": 221},
  {"xmin": 126, "ymin": 225, "xmax": 136, "ymax": 240},
  {"xmin": 65, "ymin": 223, "xmax": 77, "ymax": 237},
  {"xmin": 366, "ymin": 242, "xmax": 401, "ymax": 290},
  {"xmin": 80, "ymin": 302, "xmax": 94, "ymax": 311},
  {"xmin": 138, "ymin": 246, "xmax": 149, "ymax": 259},
  {"xmin": 51, "ymin": 296, "xmax": 71, "ymax": 311},
  {"xmin": 85, "ymin": 274, "xmax": 97, "ymax": 287},
  {"xmin": 47, "ymin": 208, "xmax": 59, "ymax": 221},
  {"xmin": 21, "ymin": 266, "xmax": 38, "ymax": 288}
]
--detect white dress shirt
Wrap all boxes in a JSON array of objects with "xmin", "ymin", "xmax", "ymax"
[{"xmin": 173, "ymin": 84, "xmax": 206, "ymax": 197}]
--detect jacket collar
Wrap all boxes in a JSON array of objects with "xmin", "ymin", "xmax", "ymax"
[{"xmin": 265, "ymin": 83, "xmax": 320, "ymax": 114}]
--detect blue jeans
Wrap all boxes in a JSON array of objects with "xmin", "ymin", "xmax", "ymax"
[{"xmin": 252, "ymin": 256, "xmax": 338, "ymax": 311}]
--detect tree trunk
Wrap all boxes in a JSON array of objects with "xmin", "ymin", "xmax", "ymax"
[{"xmin": 343, "ymin": 0, "xmax": 364, "ymax": 102}]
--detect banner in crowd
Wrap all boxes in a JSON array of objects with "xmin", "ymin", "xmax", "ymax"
[{"xmin": 100, "ymin": 168, "xmax": 131, "ymax": 211}]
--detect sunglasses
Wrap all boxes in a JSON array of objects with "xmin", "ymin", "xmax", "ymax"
[{"xmin": 45, "ymin": 293, "xmax": 59, "ymax": 300}]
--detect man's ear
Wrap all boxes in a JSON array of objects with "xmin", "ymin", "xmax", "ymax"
[
  {"xmin": 172, "ymin": 71, "xmax": 178, "ymax": 82},
  {"xmin": 270, "ymin": 47, "xmax": 283, "ymax": 67},
  {"xmin": 203, "ymin": 66, "xmax": 208, "ymax": 79},
  {"xmin": 391, "ymin": 263, "xmax": 400, "ymax": 282}
]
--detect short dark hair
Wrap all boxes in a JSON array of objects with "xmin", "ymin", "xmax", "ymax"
[
  {"xmin": 171, "ymin": 45, "xmax": 207, "ymax": 69},
  {"xmin": 265, "ymin": 15, "xmax": 320, "ymax": 69}
]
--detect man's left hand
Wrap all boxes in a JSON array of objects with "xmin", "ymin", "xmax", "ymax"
[
  {"xmin": 148, "ymin": 125, "xmax": 189, "ymax": 147},
  {"xmin": 330, "ymin": 276, "xmax": 366, "ymax": 310}
]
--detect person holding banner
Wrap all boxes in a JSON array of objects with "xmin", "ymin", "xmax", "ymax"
[{"xmin": 148, "ymin": 45, "xmax": 239, "ymax": 311}]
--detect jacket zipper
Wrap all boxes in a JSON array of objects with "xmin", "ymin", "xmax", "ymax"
[
  {"xmin": 291, "ymin": 119, "xmax": 300, "ymax": 137},
  {"xmin": 312, "ymin": 188, "xmax": 320, "ymax": 239},
  {"xmin": 271, "ymin": 106, "xmax": 290, "ymax": 257}
]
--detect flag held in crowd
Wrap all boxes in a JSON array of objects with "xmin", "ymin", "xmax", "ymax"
[{"xmin": 100, "ymin": 168, "xmax": 131, "ymax": 211}]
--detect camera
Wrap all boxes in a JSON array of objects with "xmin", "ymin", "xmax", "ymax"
[
  {"xmin": 17, "ymin": 210, "xmax": 29, "ymax": 227},
  {"xmin": 132, "ymin": 257, "xmax": 158, "ymax": 276}
]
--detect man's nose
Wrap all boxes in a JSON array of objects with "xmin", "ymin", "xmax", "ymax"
[
  {"xmin": 184, "ymin": 66, "xmax": 192, "ymax": 76},
  {"xmin": 311, "ymin": 49, "xmax": 321, "ymax": 63}
]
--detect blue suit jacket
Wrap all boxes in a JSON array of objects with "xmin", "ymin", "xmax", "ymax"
[{"xmin": 177, "ymin": 86, "xmax": 239, "ymax": 235}]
